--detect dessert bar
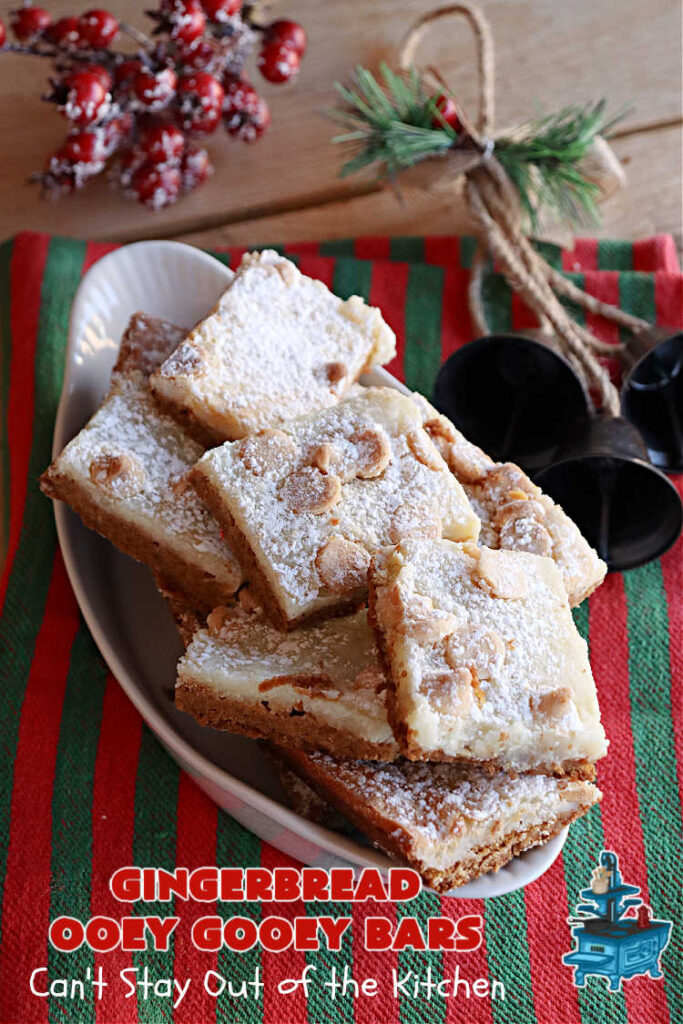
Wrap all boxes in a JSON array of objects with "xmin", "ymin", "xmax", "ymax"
[
  {"xmin": 265, "ymin": 745, "xmax": 353, "ymax": 831},
  {"xmin": 412, "ymin": 395, "xmax": 606, "ymax": 606},
  {"xmin": 369, "ymin": 538, "xmax": 607, "ymax": 775},
  {"xmin": 191, "ymin": 386, "xmax": 480, "ymax": 629},
  {"xmin": 150, "ymin": 249, "xmax": 397, "ymax": 444},
  {"xmin": 176, "ymin": 605, "xmax": 398, "ymax": 760},
  {"xmin": 41, "ymin": 312, "xmax": 243, "ymax": 610},
  {"xmin": 277, "ymin": 748, "xmax": 601, "ymax": 893}
]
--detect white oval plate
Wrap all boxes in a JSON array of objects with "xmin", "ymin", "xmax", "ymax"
[{"xmin": 52, "ymin": 240, "xmax": 566, "ymax": 900}]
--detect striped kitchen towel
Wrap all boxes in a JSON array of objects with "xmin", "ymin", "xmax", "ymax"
[{"xmin": 0, "ymin": 231, "xmax": 680, "ymax": 1024}]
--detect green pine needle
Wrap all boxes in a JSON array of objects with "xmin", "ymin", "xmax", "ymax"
[
  {"xmin": 494, "ymin": 101, "xmax": 624, "ymax": 227},
  {"xmin": 331, "ymin": 65, "xmax": 626, "ymax": 228},
  {"xmin": 331, "ymin": 63, "xmax": 457, "ymax": 179}
]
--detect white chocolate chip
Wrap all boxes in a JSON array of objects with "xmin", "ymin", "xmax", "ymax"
[
  {"xmin": 423, "ymin": 413, "xmax": 458, "ymax": 444},
  {"xmin": 350, "ymin": 426, "xmax": 392, "ymax": 479},
  {"xmin": 531, "ymin": 687, "xmax": 574, "ymax": 721},
  {"xmin": 310, "ymin": 442, "xmax": 335, "ymax": 474},
  {"xmin": 398, "ymin": 594, "xmax": 462, "ymax": 643},
  {"xmin": 499, "ymin": 515, "xmax": 553, "ymax": 556},
  {"xmin": 473, "ymin": 547, "xmax": 529, "ymax": 600},
  {"xmin": 89, "ymin": 451, "xmax": 146, "ymax": 497},
  {"xmin": 418, "ymin": 670, "xmax": 474, "ymax": 716},
  {"xmin": 494, "ymin": 498, "xmax": 546, "ymax": 529},
  {"xmin": 282, "ymin": 467, "xmax": 342, "ymax": 514},
  {"xmin": 389, "ymin": 503, "xmax": 443, "ymax": 542},
  {"xmin": 238, "ymin": 429, "xmax": 298, "ymax": 476},
  {"xmin": 445, "ymin": 624, "xmax": 506, "ymax": 680},
  {"xmin": 315, "ymin": 535, "xmax": 370, "ymax": 591},
  {"xmin": 446, "ymin": 438, "xmax": 493, "ymax": 483},
  {"xmin": 406, "ymin": 427, "xmax": 445, "ymax": 471}
]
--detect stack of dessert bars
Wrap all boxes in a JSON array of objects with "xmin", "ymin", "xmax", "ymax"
[{"xmin": 42, "ymin": 250, "xmax": 608, "ymax": 893}]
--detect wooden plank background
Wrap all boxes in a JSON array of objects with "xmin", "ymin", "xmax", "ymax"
[{"xmin": 0, "ymin": 0, "xmax": 681, "ymax": 248}]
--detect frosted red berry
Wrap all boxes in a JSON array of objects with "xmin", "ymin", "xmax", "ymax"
[
  {"xmin": 264, "ymin": 19, "xmax": 306, "ymax": 55},
  {"xmin": 61, "ymin": 130, "xmax": 107, "ymax": 165},
  {"xmin": 180, "ymin": 142, "xmax": 211, "ymax": 190},
  {"xmin": 177, "ymin": 70, "xmax": 224, "ymax": 134},
  {"xmin": 60, "ymin": 68, "xmax": 110, "ymax": 127},
  {"xmin": 129, "ymin": 162, "xmax": 182, "ymax": 208},
  {"xmin": 223, "ymin": 77, "xmax": 269, "ymax": 141},
  {"xmin": 114, "ymin": 58, "xmax": 142, "ymax": 86},
  {"xmin": 432, "ymin": 93, "xmax": 460, "ymax": 131},
  {"xmin": 132, "ymin": 66, "xmax": 178, "ymax": 109},
  {"xmin": 87, "ymin": 63, "xmax": 113, "ymax": 90},
  {"xmin": 10, "ymin": 5, "xmax": 51, "ymax": 42},
  {"xmin": 200, "ymin": 0, "xmax": 240, "ymax": 22},
  {"xmin": 102, "ymin": 112, "xmax": 133, "ymax": 153},
  {"xmin": 222, "ymin": 75, "xmax": 257, "ymax": 112},
  {"xmin": 78, "ymin": 9, "xmax": 119, "ymax": 49},
  {"xmin": 139, "ymin": 120, "xmax": 186, "ymax": 165},
  {"xmin": 0, "ymin": 19, "xmax": 5, "ymax": 46},
  {"xmin": 47, "ymin": 16, "xmax": 80, "ymax": 47},
  {"xmin": 257, "ymin": 42, "xmax": 300, "ymax": 84},
  {"xmin": 168, "ymin": 0, "xmax": 206, "ymax": 45},
  {"xmin": 177, "ymin": 38, "xmax": 218, "ymax": 73}
]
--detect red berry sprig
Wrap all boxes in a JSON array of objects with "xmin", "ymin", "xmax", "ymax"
[
  {"xmin": 2, "ymin": 1, "xmax": 307, "ymax": 209},
  {"xmin": 432, "ymin": 92, "xmax": 460, "ymax": 132}
]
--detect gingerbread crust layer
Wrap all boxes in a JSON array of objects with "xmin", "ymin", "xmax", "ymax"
[
  {"xmin": 367, "ymin": 573, "xmax": 595, "ymax": 782},
  {"xmin": 278, "ymin": 748, "xmax": 598, "ymax": 893},
  {"xmin": 150, "ymin": 389, "xmax": 222, "ymax": 448},
  {"xmin": 175, "ymin": 677, "xmax": 398, "ymax": 761},
  {"xmin": 190, "ymin": 470, "xmax": 366, "ymax": 631},
  {"xmin": 40, "ymin": 468, "xmax": 238, "ymax": 612}
]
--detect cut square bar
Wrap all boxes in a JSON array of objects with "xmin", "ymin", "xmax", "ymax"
[
  {"xmin": 150, "ymin": 250, "xmax": 397, "ymax": 444},
  {"xmin": 412, "ymin": 395, "xmax": 606, "ymax": 606},
  {"xmin": 176, "ymin": 606, "xmax": 398, "ymax": 761},
  {"xmin": 276, "ymin": 749, "xmax": 601, "ymax": 893},
  {"xmin": 191, "ymin": 387, "xmax": 480, "ymax": 629},
  {"xmin": 40, "ymin": 313, "xmax": 243, "ymax": 610},
  {"xmin": 369, "ymin": 538, "xmax": 607, "ymax": 775}
]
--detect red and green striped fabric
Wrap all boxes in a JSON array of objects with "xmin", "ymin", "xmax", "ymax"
[{"xmin": 0, "ymin": 231, "xmax": 681, "ymax": 1024}]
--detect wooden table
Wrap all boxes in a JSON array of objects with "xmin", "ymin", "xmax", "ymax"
[{"xmin": 1, "ymin": 0, "xmax": 681, "ymax": 251}]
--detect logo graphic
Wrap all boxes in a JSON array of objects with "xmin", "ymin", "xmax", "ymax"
[{"xmin": 563, "ymin": 850, "xmax": 671, "ymax": 992}]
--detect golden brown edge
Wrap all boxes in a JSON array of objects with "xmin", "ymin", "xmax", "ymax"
[{"xmin": 39, "ymin": 468, "xmax": 239, "ymax": 613}]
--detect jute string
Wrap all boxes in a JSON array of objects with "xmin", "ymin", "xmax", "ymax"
[{"xmin": 398, "ymin": 3, "xmax": 649, "ymax": 415}]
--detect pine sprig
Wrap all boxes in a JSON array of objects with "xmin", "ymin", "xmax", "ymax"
[
  {"xmin": 331, "ymin": 65, "xmax": 625, "ymax": 228},
  {"xmin": 495, "ymin": 101, "xmax": 624, "ymax": 226},
  {"xmin": 331, "ymin": 63, "xmax": 458, "ymax": 178}
]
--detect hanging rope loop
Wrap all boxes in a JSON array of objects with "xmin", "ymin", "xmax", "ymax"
[{"xmin": 397, "ymin": 2, "xmax": 649, "ymax": 415}]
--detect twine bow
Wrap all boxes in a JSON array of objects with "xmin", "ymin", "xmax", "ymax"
[{"xmin": 398, "ymin": 3, "xmax": 648, "ymax": 416}]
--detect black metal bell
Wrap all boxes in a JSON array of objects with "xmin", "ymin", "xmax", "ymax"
[
  {"xmin": 534, "ymin": 415, "xmax": 682, "ymax": 571},
  {"xmin": 432, "ymin": 333, "xmax": 591, "ymax": 473},
  {"xmin": 621, "ymin": 328, "xmax": 683, "ymax": 473}
]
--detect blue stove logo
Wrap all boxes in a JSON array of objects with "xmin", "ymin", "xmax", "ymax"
[{"xmin": 563, "ymin": 850, "xmax": 671, "ymax": 992}]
